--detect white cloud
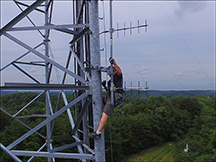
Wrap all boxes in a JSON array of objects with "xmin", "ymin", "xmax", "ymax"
[{"xmin": 175, "ymin": 1, "xmax": 206, "ymax": 19}]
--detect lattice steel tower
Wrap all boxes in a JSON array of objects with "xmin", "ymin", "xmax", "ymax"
[{"xmin": 0, "ymin": 0, "xmax": 105, "ymax": 161}]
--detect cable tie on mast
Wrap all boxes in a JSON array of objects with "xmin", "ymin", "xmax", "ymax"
[
  {"xmin": 130, "ymin": 21, "xmax": 132, "ymax": 34},
  {"xmin": 109, "ymin": 28, "xmax": 114, "ymax": 33},
  {"xmin": 43, "ymin": 39, "xmax": 50, "ymax": 42},
  {"xmin": 117, "ymin": 23, "xmax": 119, "ymax": 37},
  {"xmin": 145, "ymin": 19, "xmax": 148, "ymax": 32},
  {"xmin": 124, "ymin": 22, "xmax": 126, "ymax": 36}
]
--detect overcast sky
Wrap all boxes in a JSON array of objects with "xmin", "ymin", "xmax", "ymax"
[{"xmin": 1, "ymin": 1, "xmax": 215, "ymax": 90}]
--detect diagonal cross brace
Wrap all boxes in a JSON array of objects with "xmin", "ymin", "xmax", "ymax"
[
  {"xmin": 7, "ymin": 93, "xmax": 87, "ymax": 150},
  {"xmin": 12, "ymin": 63, "xmax": 41, "ymax": 84},
  {"xmin": 0, "ymin": 143, "xmax": 22, "ymax": 162},
  {"xmin": 14, "ymin": 0, "xmax": 45, "ymax": 13},
  {"xmin": 50, "ymin": 141, "xmax": 84, "ymax": 153},
  {"xmin": 0, "ymin": 107, "xmax": 46, "ymax": 139},
  {"xmin": 55, "ymin": 28, "xmax": 78, "ymax": 35},
  {"xmin": 69, "ymin": 47, "xmax": 91, "ymax": 81},
  {"xmin": 0, "ymin": 42, "xmax": 44, "ymax": 72},
  {"xmin": 76, "ymin": 0, "xmax": 86, "ymax": 23},
  {"xmin": 69, "ymin": 27, "xmax": 89, "ymax": 45},
  {"xmin": 72, "ymin": 95, "xmax": 92, "ymax": 135},
  {"xmin": 0, "ymin": 0, "xmax": 46, "ymax": 36},
  {"xmin": 3, "ymin": 32, "xmax": 86, "ymax": 84}
]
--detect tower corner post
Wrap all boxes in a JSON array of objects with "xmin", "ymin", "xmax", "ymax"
[{"xmin": 89, "ymin": 0, "xmax": 106, "ymax": 161}]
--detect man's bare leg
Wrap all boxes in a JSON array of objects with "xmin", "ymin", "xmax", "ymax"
[
  {"xmin": 88, "ymin": 111, "xmax": 108, "ymax": 139},
  {"xmin": 97, "ymin": 112, "xmax": 108, "ymax": 132}
]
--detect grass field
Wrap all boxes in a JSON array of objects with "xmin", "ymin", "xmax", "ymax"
[{"xmin": 123, "ymin": 143, "xmax": 176, "ymax": 162}]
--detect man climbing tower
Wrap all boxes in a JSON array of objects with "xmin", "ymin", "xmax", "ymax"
[{"xmin": 88, "ymin": 57, "xmax": 123, "ymax": 139}]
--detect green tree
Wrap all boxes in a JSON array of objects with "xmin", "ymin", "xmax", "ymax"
[{"xmin": 174, "ymin": 96, "xmax": 216, "ymax": 162}]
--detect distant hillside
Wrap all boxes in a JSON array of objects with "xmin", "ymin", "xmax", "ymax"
[
  {"xmin": 0, "ymin": 90, "xmax": 20, "ymax": 96},
  {"xmin": 124, "ymin": 90, "xmax": 215, "ymax": 99},
  {"xmin": 0, "ymin": 90, "xmax": 215, "ymax": 98}
]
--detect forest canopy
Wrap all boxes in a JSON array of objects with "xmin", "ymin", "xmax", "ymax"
[{"xmin": 0, "ymin": 92, "xmax": 215, "ymax": 161}]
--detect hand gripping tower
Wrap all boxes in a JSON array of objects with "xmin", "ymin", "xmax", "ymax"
[{"xmin": 0, "ymin": 0, "xmax": 105, "ymax": 161}]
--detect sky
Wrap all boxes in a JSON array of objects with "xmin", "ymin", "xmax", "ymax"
[{"xmin": 0, "ymin": 1, "xmax": 215, "ymax": 90}]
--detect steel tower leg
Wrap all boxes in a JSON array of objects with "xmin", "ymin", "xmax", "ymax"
[
  {"xmin": 44, "ymin": 1, "xmax": 52, "ymax": 161},
  {"xmin": 89, "ymin": 0, "xmax": 106, "ymax": 161}
]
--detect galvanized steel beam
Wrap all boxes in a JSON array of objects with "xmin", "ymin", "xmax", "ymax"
[
  {"xmin": 3, "ymin": 32, "xmax": 86, "ymax": 84},
  {"xmin": 7, "ymin": 92, "xmax": 87, "ymax": 150},
  {"xmin": 10, "ymin": 150, "xmax": 94, "ymax": 160},
  {"xmin": 72, "ymin": 95, "xmax": 92, "ymax": 135},
  {"xmin": 50, "ymin": 141, "xmax": 84, "ymax": 153},
  {"xmin": 89, "ymin": 0, "xmax": 106, "ymax": 161},
  {"xmin": 0, "ymin": 0, "xmax": 46, "ymax": 36},
  {"xmin": 1, "ymin": 83, "xmax": 89, "ymax": 90},
  {"xmin": 0, "ymin": 144, "xmax": 22, "ymax": 162}
]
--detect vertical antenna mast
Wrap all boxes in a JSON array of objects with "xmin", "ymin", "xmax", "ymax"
[{"xmin": 110, "ymin": 0, "xmax": 114, "ymax": 106}]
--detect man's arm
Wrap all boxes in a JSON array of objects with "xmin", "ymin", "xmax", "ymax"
[
  {"xmin": 113, "ymin": 62, "xmax": 122, "ymax": 77},
  {"xmin": 109, "ymin": 57, "xmax": 122, "ymax": 77}
]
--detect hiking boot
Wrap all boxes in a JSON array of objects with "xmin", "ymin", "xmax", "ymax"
[{"xmin": 88, "ymin": 132, "xmax": 101, "ymax": 139}]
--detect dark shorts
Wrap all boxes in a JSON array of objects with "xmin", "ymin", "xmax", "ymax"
[{"xmin": 103, "ymin": 93, "xmax": 123, "ymax": 116}]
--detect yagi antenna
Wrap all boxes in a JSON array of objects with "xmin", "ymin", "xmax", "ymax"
[
  {"xmin": 100, "ymin": 19, "xmax": 148, "ymax": 35},
  {"xmin": 123, "ymin": 81, "xmax": 149, "ymax": 96}
]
